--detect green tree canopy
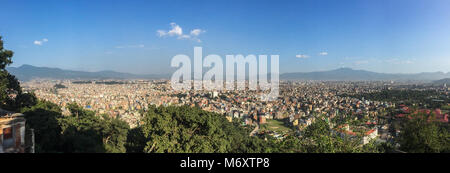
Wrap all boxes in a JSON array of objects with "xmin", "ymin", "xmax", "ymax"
[
  {"xmin": 0, "ymin": 35, "xmax": 36, "ymax": 111},
  {"xmin": 398, "ymin": 113, "xmax": 450, "ymax": 153},
  {"xmin": 126, "ymin": 105, "xmax": 271, "ymax": 153}
]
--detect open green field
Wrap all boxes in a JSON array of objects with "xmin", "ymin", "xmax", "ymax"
[{"xmin": 260, "ymin": 119, "xmax": 293, "ymax": 134}]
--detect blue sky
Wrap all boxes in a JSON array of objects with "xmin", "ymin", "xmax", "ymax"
[{"xmin": 1, "ymin": 0, "xmax": 450, "ymax": 74}]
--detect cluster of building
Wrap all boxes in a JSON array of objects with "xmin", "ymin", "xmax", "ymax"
[
  {"xmin": 22, "ymin": 80, "xmax": 172, "ymax": 128},
  {"xmin": 21, "ymin": 79, "xmax": 448, "ymax": 145},
  {"xmin": 396, "ymin": 105, "xmax": 449, "ymax": 123}
]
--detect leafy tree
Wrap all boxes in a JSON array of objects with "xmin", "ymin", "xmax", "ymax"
[
  {"xmin": 276, "ymin": 135, "xmax": 303, "ymax": 153},
  {"xmin": 125, "ymin": 126, "xmax": 147, "ymax": 153},
  {"xmin": 57, "ymin": 103, "xmax": 129, "ymax": 153},
  {"xmin": 101, "ymin": 114, "xmax": 129, "ymax": 153},
  {"xmin": 0, "ymin": 36, "xmax": 13, "ymax": 69},
  {"xmin": 21, "ymin": 101, "xmax": 64, "ymax": 152},
  {"xmin": 298, "ymin": 116, "xmax": 382, "ymax": 153},
  {"xmin": 303, "ymin": 117, "xmax": 331, "ymax": 138},
  {"xmin": 0, "ymin": 35, "xmax": 17, "ymax": 108},
  {"xmin": 139, "ymin": 106, "xmax": 227, "ymax": 153},
  {"xmin": 0, "ymin": 35, "xmax": 35, "ymax": 111},
  {"xmin": 57, "ymin": 104, "xmax": 105, "ymax": 153},
  {"xmin": 398, "ymin": 113, "xmax": 449, "ymax": 153},
  {"xmin": 126, "ymin": 105, "xmax": 269, "ymax": 153}
]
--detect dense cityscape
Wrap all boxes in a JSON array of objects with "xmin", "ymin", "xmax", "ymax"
[{"xmin": 19, "ymin": 79, "xmax": 450, "ymax": 150}]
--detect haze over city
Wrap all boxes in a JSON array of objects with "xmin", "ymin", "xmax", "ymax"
[{"xmin": 1, "ymin": 0, "xmax": 450, "ymax": 74}]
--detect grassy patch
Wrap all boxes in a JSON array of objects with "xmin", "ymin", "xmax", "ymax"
[{"xmin": 260, "ymin": 119, "xmax": 293, "ymax": 134}]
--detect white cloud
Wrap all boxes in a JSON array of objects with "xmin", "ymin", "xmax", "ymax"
[
  {"xmin": 168, "ymin": 22, "xmax": 183, "ymax": 36},
  {"xmin": 33, "ymin": 40, "xmax": 42, "ymax": 46},
  {"xmin": 190, "ymin": 29, "xmax": 205, "ymax": 36},
  {"xmin": 157, "ymin": 30, "xmax": 167, "ymax": 37},
  {"xmin": 157, "ymin": 23, "xmax": 205, "ymax": 42},
  {"xmin": 33, "ymin": 38, "xmax": 48, "ymax": 46},
  {"xmin": 158, "ymin": 23, "xmax": 183, "ymax": 37},
  {"xmin": 319, "ymin": 52, "xmax": 328, "ymax": 56},
  {"xmin": 296, "ymin": 54, "xmax": 310, "ymax": 59}
]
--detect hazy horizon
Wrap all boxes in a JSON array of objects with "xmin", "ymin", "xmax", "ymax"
[
  {"xmin": 1, "ymin": 0, "xmax": 450, "ymax": 74},
  {"xmin": 7, "ymin": 63, "xmax": 450, "ymax": 76}
]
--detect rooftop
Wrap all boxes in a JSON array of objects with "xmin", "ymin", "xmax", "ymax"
[{"xmin": 0, "ymin": 108, "xmax": 24, "ymax": 121}]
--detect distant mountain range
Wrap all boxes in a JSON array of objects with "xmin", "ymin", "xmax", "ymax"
[
  {"xmin": 280, "ymin": 68, "xmax": 450, "ymax": 81},
  {"xmin": 6, "ymin": 65, "xmax": 450, "ymax": 82},
  {"xmin": 6, "ymin": 64, "xmax": 169, "ymax": 81},
  {"xmin": 433, "ymin": 78, "xmax": 450, "ymax": 86}
]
